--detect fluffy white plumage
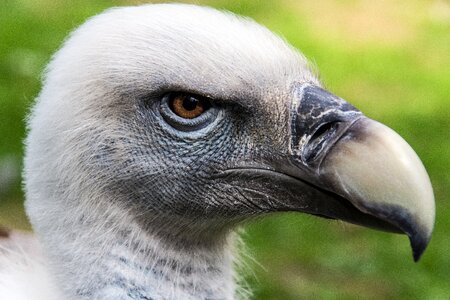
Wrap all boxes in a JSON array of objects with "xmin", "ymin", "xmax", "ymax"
[{"xmin": 0, "ymin": 232, "xmax": 61, "ymax": 300}]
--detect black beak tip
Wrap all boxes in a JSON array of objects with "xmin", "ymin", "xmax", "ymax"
[
  {"xmin": 353, "ymin": 204, "xmax": 433, "ymax": 262},
  {"xmin": 409, "ymin": 230, "xmax": 431, "ymax": 262}
]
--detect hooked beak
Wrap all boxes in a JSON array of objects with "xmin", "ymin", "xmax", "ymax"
[
  {"xmin": 288, "ymin": 83, "xmax": 435, "ymax": 261},
  {"xmin": 219, "ymin": 83, "xmax": 434, "ymax": 261}
]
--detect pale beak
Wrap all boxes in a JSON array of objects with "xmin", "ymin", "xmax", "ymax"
[
  {"xmin": 289, "ymin": 83, "xmax": 435, "ymax": 261},
  {"xmin": 319, "ymin": 118, "xmax": 435, "ymax": 261}
]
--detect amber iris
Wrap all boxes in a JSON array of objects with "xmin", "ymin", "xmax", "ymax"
[{"xmin": 170, "ymin": 94, "xmax": 207, "ymax": 119}]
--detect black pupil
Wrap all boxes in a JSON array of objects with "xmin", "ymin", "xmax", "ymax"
[{"xmin": 183, "ymin": 96, "xmax": 200, "ymax": 111}]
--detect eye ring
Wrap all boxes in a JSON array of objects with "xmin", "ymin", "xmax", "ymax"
[{"xmin": 159, "ymin": 92, "xmax": 219, "ymax": 132}]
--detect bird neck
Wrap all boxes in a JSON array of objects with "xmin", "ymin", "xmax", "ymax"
[
  {"xmin": 43, "ymin": 214, "xmax": 240, "ymax": 300},
  {"xmin": 94, "ymin": 233, "xmax": 237, "ymax": 299}
]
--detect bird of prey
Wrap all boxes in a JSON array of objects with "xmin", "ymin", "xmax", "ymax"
[{"xmin": 0, "ymin": 4, "xmax": 435, "ymax": 300}]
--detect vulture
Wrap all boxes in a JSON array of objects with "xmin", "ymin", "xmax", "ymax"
[{"xmin": 0, "ymin": 4, "xmax": 435, "ymax": 300}]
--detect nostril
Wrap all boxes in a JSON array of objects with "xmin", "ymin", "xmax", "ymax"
[
  {"xmin": 310, "ymin": 121, "xmax": 340, "ymax": 144},
  {"xmin": 303, "ymin": 121, "xmax": 341, "ymax": 163}
]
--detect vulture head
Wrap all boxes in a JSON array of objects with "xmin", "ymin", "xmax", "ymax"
[{"xmin": 23, "ymin": 3, "xmax": 435, "ymax": 299}]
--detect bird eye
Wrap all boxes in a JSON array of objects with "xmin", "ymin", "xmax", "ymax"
[
  {"xmin": 159, "ymin": 92, "xmax": 220, "ymax": 132},
  {"xmin": 169, "ymin": 94, "xmax": 211, "ymax": 119}
]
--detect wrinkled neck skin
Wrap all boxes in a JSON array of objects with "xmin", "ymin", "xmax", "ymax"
[{"xmin": 30, "ymin": 200, "xmax": 240, "ymax": 300}]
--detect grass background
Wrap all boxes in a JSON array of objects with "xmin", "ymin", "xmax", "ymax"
[{"xmin": 0, "ymin": 0, "xmax": 449, "ymax": 298}]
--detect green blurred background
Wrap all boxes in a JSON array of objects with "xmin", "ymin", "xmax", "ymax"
[{"xmin": 1, "ymin": 0, "xmax": 449, "ymax": 298}]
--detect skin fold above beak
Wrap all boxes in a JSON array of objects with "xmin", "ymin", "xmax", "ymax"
[{"xmin": 289, "ymin": 83, "xmax": 435, "ymax": 261}]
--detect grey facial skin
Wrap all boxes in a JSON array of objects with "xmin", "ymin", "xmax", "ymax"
[
  {"xmin": 102, "ymin": 81, "xmax": 434, "ymax": 260},
  {"xmin": 86, "ymin": 58, "xmax": 434, "ymax": 260}
]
